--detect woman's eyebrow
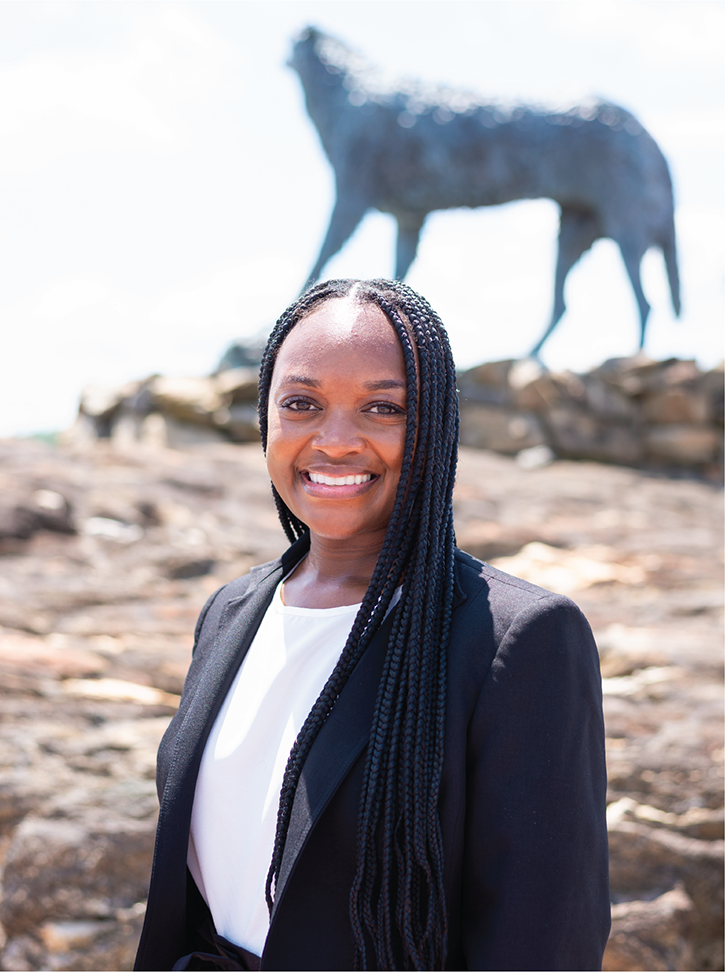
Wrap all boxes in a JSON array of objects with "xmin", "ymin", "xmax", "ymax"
[
  {"xmin": 280, "ymin": 374, "xmax": 321, "ymax": 388},
  {"xmin": 363, "ymin": 379, "xmax": 407, "ymax": 391}
]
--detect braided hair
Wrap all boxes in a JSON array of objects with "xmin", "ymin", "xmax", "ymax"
[{"xmin": 257, "ymin": 279, "xmax": 459, "ymax": 970}]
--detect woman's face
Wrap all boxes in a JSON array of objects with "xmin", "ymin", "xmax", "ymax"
[{"xmin": 266, "ymin": 297, "xmax": 408, "ymax": 546}]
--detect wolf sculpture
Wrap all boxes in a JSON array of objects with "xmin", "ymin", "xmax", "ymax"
[{"xmin": 289, "ymin": 27, "xmax": 680, "ymax": 355}]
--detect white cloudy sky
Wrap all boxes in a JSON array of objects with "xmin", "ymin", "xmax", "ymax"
[{"xmin": 0, "ymin": 0, "xmax": 723, "ymax": 436}]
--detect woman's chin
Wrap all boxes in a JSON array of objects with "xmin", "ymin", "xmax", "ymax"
[{"xmin": 304, "ymin": 520, "xmax": 389, "ymax": 546}]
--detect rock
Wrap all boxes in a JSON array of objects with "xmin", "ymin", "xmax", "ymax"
[
  {"xmin": 66, "ymin": 355, "xmax": 724, "ymax": 474},
  {"xmin": 139, "ymin": 413, "xmax": 226, "ymax": 449},
  {"xmin": 60, "ymin": 678, "xmax": 180, "ymax": 708},
  {"xmin": 0, "ymin": 438, "xmax": 721, "ymax": 971},
  {"xmin": 702, "ymin": 364, "xmax": 724, "ymax": 425},
  {"xmin": 579, "ymin": 374, "xmax": 637, "ymax": 420},
  {"xmin": 76, "ymin": 382, "xmax": 144, "ymax": 442},
  {"xmin": 603, "ymin": 886, "xmax": 696, "ymax": 972},
  {"xmin": 547, "ymin": 406, "xmax": 643, "ymax": 463},
  {"xmin": 164, "ymin": 555, "xmax": 216, "ymax": 580},
  {"xmin": 214, "ymin": 340, "xmax": 264, "ymax": 373},
  {"xmin": 510, "ymin": 369, "xmax": 563, "ymax": 413},
  {"xmin": 214, "ymin": 403, "xmax": 260, "ymax": 442},
  {"xmin": 0, "ymin": 629, "xmax": 108, "ymax": 679},
  {"xmin": 4, "ymin": 909, "xmax": 145, "ymax": 971},
  {"xmin": 0, "ymin": 716, "xmax": 163, "ymax": 972},
  {"xmin": 214, "ymin": 367, "xmax": 259, "ymax": 403},
  {"xmin": 454, "ymin": 521, "xmax": 543, "ymax": 561},
  {"xmin": 79, "ymin": 386, "xmax": 127, "ymax": 420},
  {"xmin": 641, "ymin": 387, "xmax": 710, "ymax": 424},
  {"xmin": 0, "ymin": 491, "xmax": 74, "ymax": 544},
  {"xmin": 0, "ymin": 810, "xmax": 155, "ymax": 933},
  {"xmin": 607, "ymin": 819, "xmax": 724, "ymax": 968},
  {"xmin": 491, "ymin": 542, "xmax": 646, "ymax": 595},
  {"xmin": 607, "ymin": 819, "xmax": 724, "ymax": 901},
  {"xmin": 82, "ymin": 517, "xmax": 143, "ymax": 544},
  {"xmin": 149, "ymin": 377, "xmax": 224, "ymax": 426},
  {"xmin": 0, "ymin": 506, "xmax": 39, "ymax": 542},
  {"xmin": 462, "ymin": 359, "xmax": 515, "ymax": 391},
  {"xmin": 459, "ymin": 404, "xmax": 545, "ymax": 453},
  {"xmin": 645, "ymin": 424, "xmax": 720, "ymax": 465},
  {"xmin": 40, "ymin": 919, "xmax": 111, "ymax": 953},
  {"xmin": 608, "ymin": 798, "xmax": 724, "ymax": 842},
  {"xmin": 593, "ymin": 356, "xmax": 698, "ymax": 396},
  {"xmin": 515, "ymin": 444, "xmax": 555, "ymax": 470}
]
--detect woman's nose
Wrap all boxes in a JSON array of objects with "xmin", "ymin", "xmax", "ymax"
[{"xmin": 312, "ymin": 409, "xmax": 364, "ymax": 455}]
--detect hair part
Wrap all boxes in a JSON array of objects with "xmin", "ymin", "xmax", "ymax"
[{"xmin": 258, "ymin": 278, "xmax": 459, "ymax": 970}]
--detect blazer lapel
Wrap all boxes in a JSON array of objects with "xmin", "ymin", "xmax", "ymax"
[
  {"xmin": 149, "ymin": 567, "xmax": 280, "ymax": 901},
  {"xmin": 162, "ymin": 534, "xmax": 312, "ymax": 814},
  {"xmin": 271, "ymin": 604, "xmax": 398, "ymax": 916},
  {"xmin": 271, "ymin": 558, "xmax": 468, "ymax": 918},
  {"xmin": 137, "ymin": 551, "xmax": 294, "ymax": 970}
]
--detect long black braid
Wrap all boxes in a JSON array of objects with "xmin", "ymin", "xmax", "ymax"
[{"xmin": 257, "ymin": 279, "xmax": 459, "ymax": 970}]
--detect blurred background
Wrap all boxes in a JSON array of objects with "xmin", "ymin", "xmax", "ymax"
[
  {"xmin": 0, "ymin": 4, "xmax": 723, "ymax": 972},
  {"xmin": 0, "ymin": 0, "xmax": 723, "ymax": 438}
]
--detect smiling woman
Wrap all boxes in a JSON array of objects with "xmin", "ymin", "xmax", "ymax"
[
  {"xmin": 266, "ymin": 298, "xmax": 408, "ymax": 604},
  {"xmin": 134, "ymin": 279, "xmax": 610, "ymax": 972}
]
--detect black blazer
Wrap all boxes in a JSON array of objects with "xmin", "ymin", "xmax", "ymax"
[{"xmin": 135, "ymin": 535, "xmax": 610, "ymax": 971}]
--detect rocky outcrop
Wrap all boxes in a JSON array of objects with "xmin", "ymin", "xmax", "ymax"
[
  {"xmin": 63, "ymin": 356, "xmax": 724, "ymax": 478},
  {"xmin": 0, "ymin": 438, "xmax": 721, "ymax": 970},
  {"xmin": 458, "ymin": 355, "xmax": 723, "ymax": 476},
  {"xmin": 603, "ymin": 886, "xmax": 697, "ymax": 972},
  {"xmin": 65, "ymin": 368, "xmax": 261, "ymax": 450}
]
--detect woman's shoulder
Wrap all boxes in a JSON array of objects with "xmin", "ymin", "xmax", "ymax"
[
  {"xmin": 451, "ymin": 547, "xmax": 598, "ymax": 687},
  {"xmin": 454, "ymin": 546, "xmax": 575, "ymax": 610},
  {"xmin": 452, "ymin": 545, "xmax": 595, "ymax": 647},
  {"xmin": 190, "ymin": 555, "xmax": 284, "ymax": 647}
]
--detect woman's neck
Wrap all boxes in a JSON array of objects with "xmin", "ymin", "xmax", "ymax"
[{"xmin": 281, "ymin": 531, "xmax": 385, "ymax": 608}]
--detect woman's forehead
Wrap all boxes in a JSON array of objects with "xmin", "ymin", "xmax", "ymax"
[
  {"xmin": 274, "ymin": 298, "xmax": 405, "ymax": 368},
  {"xmin": 298, "ymin": 296, "xmax": 391, "ymax": 338}
]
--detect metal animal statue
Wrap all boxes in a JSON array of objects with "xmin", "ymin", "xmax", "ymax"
[{"xmin": 289, "ymin": 27, "xmax": 681, "ymax": 355}]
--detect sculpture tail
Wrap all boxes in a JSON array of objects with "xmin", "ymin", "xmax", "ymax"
[{"xmin": 663, "ymin": 219, "xmax": 681, "ymax": 317}]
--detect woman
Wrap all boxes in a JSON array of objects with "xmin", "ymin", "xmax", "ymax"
[{"xmin": 135, "ymin": 279, "xmax": 610, "ymax": 972}]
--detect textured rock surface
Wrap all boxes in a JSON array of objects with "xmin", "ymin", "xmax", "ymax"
[
  {"xmin": 458, "ymin": 355, "xmax": 724, "ymax": 475},
  {"xmin": 63, "ymin": 356, "xmax": 724, "ymax": 479},
  {"xmin": 0, "ymin": 438, "xmax": 721, "ymax": 970},
  {"xmin": 603, "ymin": 886, "xmax": 697, "ymax": 971}
]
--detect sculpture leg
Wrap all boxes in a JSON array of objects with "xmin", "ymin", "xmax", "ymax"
[
  {"xmin": 303, "ymin": 192, "xmax": 368, "ymax": 291},
  {"xmin": 395, "ymin": 214, "xmax": 426, "ymax": 279},
  {"xmin": 618, "ymin": 242, "xmax": 651, "ymax": 350},
  {"xmin": 530, "ymin": 209, "xmax": 599, "ymax": 357}
]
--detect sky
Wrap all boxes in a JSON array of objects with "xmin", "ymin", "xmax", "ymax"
[{"xmin": 0, "ymin": 0, "xmax": 723, "ymax": 437}]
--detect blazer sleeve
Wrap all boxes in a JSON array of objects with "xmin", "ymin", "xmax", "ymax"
[{"xmin": 461, "ymin": 593, "xmax": 610, "ymax": 971}]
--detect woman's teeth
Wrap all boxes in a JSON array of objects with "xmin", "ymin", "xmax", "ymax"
[{"xmin": 309, "ymin": 473, "xmax": 372, "ymax": 486}]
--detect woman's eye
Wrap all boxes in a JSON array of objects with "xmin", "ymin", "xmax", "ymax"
[
  {"xmin": 366, "ymin": 402, "xmax": 405, "ymax": 415},
  {"xmin": 282, "ymin": 398, "xmax": 319, "ymax": 411}
]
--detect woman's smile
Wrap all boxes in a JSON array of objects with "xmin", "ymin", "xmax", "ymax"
[
  {"xmin": 265, "ymin": 296, "xmax": 408, "ymax": 547},
  {"xmin": 302, "ymin": 469, "xmax": 377, "ymax": 495},
  {"xmin": 306, "ymin": 472, "xmax": 373, "ymax": 486}
]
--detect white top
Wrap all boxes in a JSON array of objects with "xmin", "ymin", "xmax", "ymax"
[{"xmin": 188, "ymin": 580, "xmax": 362, "ymax": 956}]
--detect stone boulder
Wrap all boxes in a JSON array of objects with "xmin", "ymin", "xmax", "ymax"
[
  {"xmin": 0, "ymin": 716, "xmax": 167, "ymax": 972},
  {"xmin": 603, "ymin": 886, "xmax": 696, "ymax": 972},
  {"xmin": 65, "ymin": 355, "xmax": 722, "ymax": 476},
  {"xmin": 458, "ymin": 354, "xmax": 723, "ymax": 476},
  {"xmin": 0, "ymin": 490, "xmax": 75, "ymax": 545},
  {"xmin": 66, "ymin": 367, "xmax": 262, "ymax": 449}
]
